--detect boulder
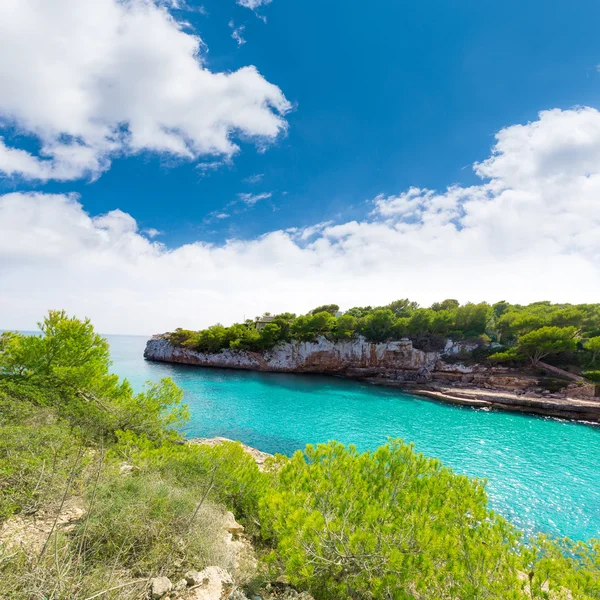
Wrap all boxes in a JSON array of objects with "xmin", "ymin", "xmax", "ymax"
[
  {"xmin": 150, "ymin": 576, "xmax": 172, "ymax": 599},
  {"xmin": 184, "ymin": 570, "xmax": 204, "ymax": 586},
  {"xmin": 223, "ymin": 511, "xmax": 245, "ymax": 535},
  {"xmin": 188, "ymin": 567, "xmax": 234, "ymax": 600},
  {"xmin": 119, "ymin": 464, "xmax": 140, "ymax": 476}
]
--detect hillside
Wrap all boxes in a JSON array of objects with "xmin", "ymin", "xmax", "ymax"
[{"xmin": 1, "ymin": 311, "xmax": 599, "ymax": 599}]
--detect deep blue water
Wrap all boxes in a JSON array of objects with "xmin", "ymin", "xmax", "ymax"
[{"xmin": 107, "ymin": 334, "xmax": 600, "ymax": 541}]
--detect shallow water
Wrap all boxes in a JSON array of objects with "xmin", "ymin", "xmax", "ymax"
[{"xmin": 107, "ymin": 334, "xmax": 600, "ymax": 541}]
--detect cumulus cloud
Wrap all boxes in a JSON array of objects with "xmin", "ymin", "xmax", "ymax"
[
  {"xmin": 0, "ymin": 0, "xmax": 289, "ymax": 182},
  {"xmin": 1, "ymin": 108, "xmax": 600, "ymax": 334}
]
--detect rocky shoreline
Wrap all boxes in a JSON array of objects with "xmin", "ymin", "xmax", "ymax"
[{"xmin": 144, "ymin": 335, "xmax": 600, "ymax": 424}]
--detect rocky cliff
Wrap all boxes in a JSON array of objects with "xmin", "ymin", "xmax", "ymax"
[
  {"xmin": 144, "ymin": 335, "xmax": 600, "ymax": 422},
  {"xmin": 145, "ymin": 335, "xmax": 446, "ymax": 381},
  {"xmin": 143, "ymin": 335, "xmax": 549, "ymax": 389}
]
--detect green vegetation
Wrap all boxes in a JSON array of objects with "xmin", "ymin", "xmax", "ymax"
[
  {"xmin": 1, "ymin": 311, "xmax": 599, "ymax": 599},
  {"xmin": 168, "ymin": 300, "xmax": 600, "ymax": 376}
]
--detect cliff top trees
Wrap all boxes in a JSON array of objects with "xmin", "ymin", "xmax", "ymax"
[
  {"xmin": 309, "ymin": 304, "xmax": 340, "ymax": 316},
  {"xmin": 491, "ymin": 326, "xmax": 579, "ymax": 367},
  {"xmin": 166, "ymin": 300, "xmax": 600, "ymax": 372},
  {"xmin": 517, "ymin": 326, "xmax": 578, "ymax": 366},
  {"xmin": 584, "ymin": 336, "xmax": 600, "ymax": 367}
]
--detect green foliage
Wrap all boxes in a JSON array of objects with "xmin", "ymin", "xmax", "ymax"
[
  {"xmin": 345, "ymin": 305, "xmax": 374, "ymax": 318},
  {"xmin": 1, "ymin": 313, "xmax": 599, "ymax": 599},
  {"xmin": 489, "ymin": 349, "xmax": 520, "ymax": 363},
  {"xmin": 0, "ymin": 419, "xmax": 86, "ymax": 521},
  {"xmin": 516, "ymin": 326, "xmax": 578, "ymax": 366},
  {"xmin": 309, "ymin": 304, "xmax": 340, "ymax": 316},
  {"xmin": 291, "ymin": 311, "xmax": 335, "ymax": 342},
  {"xmin": 331, "ymin": 314, "xmax": 358, "ymax": 340},
  {"xmin": 431, "ymin": 298, "xmax": 459, "ymax": 312},
  {"xmin": 453, "ymin": 302, "xmax": 493, "ymax": 337},
  {"xmin": 0, "ymin": 311, "xmax": 112, "ymax": 391},
  {"xmin": 0, "ymin": 311, "xmax": 188, "ymax": 442},
  {"xmin": 114, "ymin": 433, "xmax": 267, "ymax": 531},
  {"xmin": 584, "ymin": 336, "xmax": 600, "ymax": 366},
  {"xmin": 75, "ymin": 473, "xmax": 224, "ymax": 574},
  {"xmin": 166, "ymin": 301, "xmax": 600, "ymax": 374},
  {"xmin": 583, "ymin": 370, "xmax": 600, "ymax": 384},
  {"xmin": 260, "ymin": 440, "xmax": 522, "ymax": 599},
  {"xmin": 521, "ymin": 536, "xmax": 600, "ymax": 599},
  {"xmin": 385, "ymin": 298, "xmax": 419, "ymax": 317},
  {"xmin": 357, "ymin": 309, "xmax": 397, "ymax": 342}
]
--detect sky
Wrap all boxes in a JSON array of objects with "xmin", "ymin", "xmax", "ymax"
[{"xmin": 1, "ymin": 0, "xmax": 600, "ymax": 334}]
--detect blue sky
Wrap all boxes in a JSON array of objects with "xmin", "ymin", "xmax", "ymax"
[
  {"xmin": 3, "ymin": 0, "xmax": 599, "ymax": 245},
  {"xmin": 1, "ymin": 0, "xmax": 600, "ymax": 333}
]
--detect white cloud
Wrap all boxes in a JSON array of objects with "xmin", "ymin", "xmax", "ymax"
[
  {"xmin": 0, "ymin": 0, "xmax": 289, "ymax": 182},
  {"xmin": 243, "ymin": 173, "xmax": 264, "ymax": 184},
  {"xmin": 229, "ymin": 20, "xmax": 246, "ymax": 45},
  {"xmin": 1, "ymin": 108, "xmax": 600, "ymax": 334},
  {"xmin": 237, "ymin": 0, "xmax": 272, "ymax": 10},
  {"xmin": 142, "ymin": 228, "xmax": 162, "ymax": 238},
  {"xmin": 237, "ymin": 192, "xmax": 273, "ymax": 205}
]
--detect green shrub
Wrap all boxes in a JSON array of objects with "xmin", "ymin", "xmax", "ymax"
[
  {"xmin": 0, "ymin": 312, "xmax": 188, "ymax": 443},
  {"xmin": 0, "ymin": 421, "xmax": 87, "ymax": 521},
  {"xmin": 76, "ymin": 473, "xmax": 230, "ymax": 574},
  {"xmin": 583, "ymin": 370, "xmax": 600, "ymax": 383},
  {"xmin": 260, "ymin": 440, "xmax": 521, "ymax": 600},
  {"xmin": 113, "ymin": 433, "xmax": 267, "ymax": 533}
]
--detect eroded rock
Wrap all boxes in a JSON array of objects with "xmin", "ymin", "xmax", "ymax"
[
  {"xmin": 150, "ymin": 576, "xmax": 172, "ymax": 599},
  {"xmin": 223, "ymin": 511, "xmax": 244, "ymax": 535},
  {"xmin": 187, "ymin": 566, "xmax": 233, "ymax": 600}
]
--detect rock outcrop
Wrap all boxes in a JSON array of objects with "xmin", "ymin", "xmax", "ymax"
[
  {"xmin": 144, "ymin": 335, "xmax": 600, "ymax": 423},
  {"xmin": 145, "ymin": 335, "xmax": 438, "ymax": 377}
]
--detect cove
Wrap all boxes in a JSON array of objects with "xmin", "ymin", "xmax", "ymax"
[{"xmin": 107, "ymin": 335, "xmax": 600, "ymax": 541}]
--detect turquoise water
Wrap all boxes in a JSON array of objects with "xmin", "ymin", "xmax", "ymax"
[{"xmin": 107, "ymin": 335, "xmax": 600, "ymax": 541}]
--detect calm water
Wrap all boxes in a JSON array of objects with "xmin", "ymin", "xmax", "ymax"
[{"xmin": 107, "ymin": 334, "xmax": 600, "ymax": 541}]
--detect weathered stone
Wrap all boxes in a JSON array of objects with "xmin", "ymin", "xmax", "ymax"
[
  {"xmin": 223, "ymin": 511, "xmax": 245, "ymax": 535},
  {"xmin": 144, "ymin": 335, "xmax": 436, "ymax": 375},
  {"xmin": 187, "ymin": 567, "xmax": 233, "ymax": 600},
  {"xmin": 119, "ymin": 464, "xmax": 139, "ymax": 476},
  {"xmin": 184, "ymin": 570, "xmax": 204, "ymax": 586},
  {"xmin": 150, "ymin": 576, "xmax": 172, "ymax": 599}
]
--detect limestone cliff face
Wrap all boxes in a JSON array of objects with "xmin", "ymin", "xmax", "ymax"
[
  {"xmin": 143, "ymin": 335, "xmax": 600, "ymax": 420},
  {"xmin": 144, "ymin": 335, "xmax": 439, "ymax": 379}
]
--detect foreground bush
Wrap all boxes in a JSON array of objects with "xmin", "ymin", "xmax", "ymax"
[{"xmin": 261, "ymin": 440, "xmax": 522, "ymax": 599}]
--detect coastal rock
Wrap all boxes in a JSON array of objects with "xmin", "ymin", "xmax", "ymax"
[
  {"xmin": 144, "ymin": 335, "xmax": 437, "ymax": 375},
  {"xmin": 150, "ymin": 576, "xmax": 172, "ymax": 599},
  {"xmin": 144, "ymin": 336, "xmax": 600, "ymax": 423}
]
